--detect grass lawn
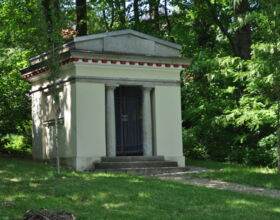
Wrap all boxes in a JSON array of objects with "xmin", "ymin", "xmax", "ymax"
[
  {"xmin": 187, "ymin": 160, "xmax": 280, "ymax": 190},
  {"xmin": 1, "ymin": 158, "xmax": 280, "ymax": 220}
]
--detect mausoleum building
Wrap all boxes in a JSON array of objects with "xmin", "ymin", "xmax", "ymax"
[{"xmin": 21, "ymin": 30, "xmax": 190, "ymax": 172}]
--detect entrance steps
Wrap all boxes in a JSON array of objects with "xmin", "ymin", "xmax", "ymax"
[{"xmin": 93, "ymin": 156, "xmax": 188, "ymax": 175}]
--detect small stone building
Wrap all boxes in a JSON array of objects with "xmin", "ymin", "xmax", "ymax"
[{"xmin": 21, "ymin": 30, "xmax": 190, "ymax": 171}]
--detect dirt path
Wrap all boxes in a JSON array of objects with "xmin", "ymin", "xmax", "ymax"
[{"xmin": 155, "ymin": 166, "xmax": 280, "ymax": 200}]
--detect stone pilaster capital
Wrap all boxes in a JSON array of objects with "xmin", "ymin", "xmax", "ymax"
[
  {"xmin": 142, "ymin": 86, "xmax": 153, "ymax": 92},
  {"xmin": 106, "ymin": 84, "xmax": 119, "ymax": 90}
]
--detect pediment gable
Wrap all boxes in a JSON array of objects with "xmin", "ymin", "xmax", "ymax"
[{"xmin": 70, "ymin": 29, "xmax": 181, "ymax": 57}]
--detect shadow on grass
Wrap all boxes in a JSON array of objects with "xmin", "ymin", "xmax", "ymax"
[{"xmin": 1, "ymin": 157, "xmax": 280, "ymax": 220}]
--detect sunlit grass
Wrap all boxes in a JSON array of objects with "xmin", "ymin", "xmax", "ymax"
[
  {"xmin": 187, "ymin": 160, "xmax": 280, "ymax": 190},
  {"xmin": 0, "ymin": 157, "xmax": 280, "ymax": 219}
]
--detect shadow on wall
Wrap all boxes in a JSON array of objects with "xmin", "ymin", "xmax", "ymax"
[{"xmin": 32, "ymin": 82, "xmax": 73, "ymax": 161}]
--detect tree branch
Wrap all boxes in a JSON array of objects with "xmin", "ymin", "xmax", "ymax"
[
  {"xmin": 102, "ymin": 9, "xmax": 109, "ymax": 31},
  {"xmin": 205, "ymin": 0, "xmax": 237, "ymax": 56}
]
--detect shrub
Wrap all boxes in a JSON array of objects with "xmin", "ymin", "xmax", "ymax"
[{"xmin": 1, "ymin": 134, "xmax": 31, "ymax": 154}]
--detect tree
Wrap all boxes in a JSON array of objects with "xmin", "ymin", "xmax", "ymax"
[
  {"xmin": 115, "ymin": 0, "xmax": 126, "ymax": 27},
  {"xmin": 178, "ymin": 0, "xmax": 280, "ymax": 168},
  {"xmin": 0, "ymin": 0, "xmax": 42, "ymax": 154},
  {"xmin": 133, "ymin": 0, "xmax": 140, "ymax": 30},
  {"xmin": 163, "ymin": 0, "xmax": 172, "ymax": 36},
  {"xmin": 76, "ymin": 0, "xmax": 87, "ymax": 36},
  {"xmin": 148, "ymin": 0, "xmax": 160, "ymax": 32},
  {"xmin": 41, "ymin": 0, "xmax": 64, "ymax": 174},
  {"xmin": 205, "ymin": 0, "xmax": 252, "ymax": 60}
]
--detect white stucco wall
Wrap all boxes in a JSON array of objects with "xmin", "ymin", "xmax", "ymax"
[
  {"xmin": 59, "ymin": 82, "xmax": 77, "ymax": 168},
  {"xmin": 31, "ymin": 90, "xmax": 44, "ymax": 160},
  {"xmin": 30, "ymin": 68, "xmax": 77, "ymax": 167},
  {"xmin": 153, "ymin": 85, "xmax": 185, "ymax": 167},
  {"xmin": 74, "ymin": 81, "xmax": 106, "ymax": 171}
]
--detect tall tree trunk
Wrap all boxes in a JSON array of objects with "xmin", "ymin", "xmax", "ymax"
[
  {"xmin": 76, "ymin": 0, "xmax": 87, "ymax": 36},
  {"xmin": 41, "ymin": 0, "xmax": 51, "ymax": 28},
  {"xmin": 148, "ymin": 0, "xmax": 160, "ymax": 32},
  {"xmin": 164, "ymin": 0, "xmax": 172, "ymax": 35},
  {"xmin": 133, "ymin": 0, "xmax": 140, "ymax": 30},
  {"xmin": 154, "ymin": 0, "xmax": 160, "ymax": 32},
  {"xmin": 234, "ymin": 0, "xmax": 251, "ymax": 60},
  {"xmin": 194, "ymin": 19, "xmax": 213, "ymax": 47},
  {"xmin": 41, "ymin": 0, "xmax": 60, "ymax": 34},
  {"xmin": 205, "ymin": 0, "xmax": 251, "ymax": 60},
  {"xmin": 115, "ymin": 0, "xmax": 126, "ymax": 27},
  {"xmin": 104, "ymin": 0, "xmax": 115, "ymax": 30},
  {"xmin": 102, "ymin": 9, "xmax": 110, "ymax": 31}
]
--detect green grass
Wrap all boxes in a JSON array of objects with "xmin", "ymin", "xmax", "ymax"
[
  {"xmin": 187, "ymin": 160, "xmax": 280, "ymax": 190},
  {"xmin": 1, "ymin": 158, "xmax": 280, "ymax": 220}
]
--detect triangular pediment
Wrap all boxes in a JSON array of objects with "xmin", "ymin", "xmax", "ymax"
[{"xmin": 70, "ymin": 29, "xmax": 181, "ymax": 57}]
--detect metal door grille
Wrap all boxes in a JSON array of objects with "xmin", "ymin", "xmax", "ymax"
[{"xmin": 115, "ymin": 86, "xmax": 143, "ymax": 156}]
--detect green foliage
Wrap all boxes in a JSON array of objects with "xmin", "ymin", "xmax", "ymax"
[
  {"xmin": 182, "ymin": 129, "xmax": 209, "ymax": 160},
  {"xmin": 0, "ymin": 48, "xmax": 31, "ymax": 153},
  {"xmin": 179, "ymin": 0, "xmax": 280, "ymax": 168},
  {"xmin": 0, "ymin": 0, "xmax": 43, "ymax": 52},
  {"xmin": 0, "ymin": 120, "xmax": 32, "ymax": 154},
  {"xmin": 182, "ymin": 47, "xmax": 278, "ymax": 166},
  {"xmin": 182, "ymin": 53, "xmax": 241, "ymax": 161},
  {"xmin": 1, "ymin": 134, "xmax": 31, "ymax": 154}
]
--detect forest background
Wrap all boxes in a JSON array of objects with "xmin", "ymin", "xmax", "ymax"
[{"xmin": 1, "ymin": 0, "xmax": 280, "ymax": 169}]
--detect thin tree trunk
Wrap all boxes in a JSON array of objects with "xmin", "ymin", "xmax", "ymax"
[
  {"xmin": 133, "ymin": 0, "xmax": 140, "ymax": 30},
  {"xmin": 276, "ymin": 64, "xmax": 280, "ymax": 174},
  {"xmin": 277, "ymin": 96, "xmax": 280, "ymax": 174},
  {"xmin": 164, "ymin": 0, "xmax": 172, "ymax": 35},
  {"xmin": 55, "ymin": 114, "xmax": 60, "ymax": 174},
  {"xmin": 76, "ymin": 0, "xmax": 87, "ymax": 36},
  {"xmin": 102, "ymin": 9, "xmax": 110, "ymax": 31},
  {"xmin": 110, "ymin": 3, "xmax": 115, "ymax": 29},
  {"xmin": 51, "ymin": 43, "xmax": 61, "ymax": 175},
  {"xmin": 154, "ymin": 0, "xmax": 160, "ymax": 32},
  {"xmin": 41, "ymin": 0, "xmax": 62, "ymax": 175}
]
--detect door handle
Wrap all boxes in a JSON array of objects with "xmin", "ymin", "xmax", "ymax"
[{"xmin": 121, "ymin": 115, "xmax": 128, "ymax": 122}]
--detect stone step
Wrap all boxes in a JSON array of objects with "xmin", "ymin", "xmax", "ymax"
[
  {"xmin": 94, "ymin": 167, "xmax": 189, "ymax": 176},
  {"xmin": 95, "ymin": 161, "xmax": 178, "ymax": 169},
  {"xmin": 101, "ymin": 156, "xmax": 165, "ymax": 162}
]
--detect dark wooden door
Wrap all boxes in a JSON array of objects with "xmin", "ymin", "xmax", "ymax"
[{"xmin": 115, "ymin": 86, "xmax": 143, "ymax": 156}]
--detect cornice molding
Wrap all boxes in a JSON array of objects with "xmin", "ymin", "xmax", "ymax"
[{"xmin": 22, "ymin": 57, "xmax": 189, "ymax": 80}]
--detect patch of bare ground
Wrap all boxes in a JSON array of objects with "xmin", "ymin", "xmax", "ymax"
[{"xmin": 155, "ymin": 166, "xmax": 280, "ymax": 199}]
